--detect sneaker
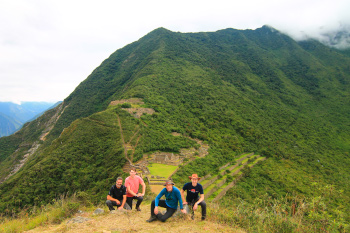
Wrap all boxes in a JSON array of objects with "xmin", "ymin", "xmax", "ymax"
[
  {"xmin": 136, "ymin": 207, "xmax": 141, "ymax": 211},
  {"xmin": 110, "ymin": 210, "xmax": 116, "ymax": 214},
  {"xmin": 146, "ymin": 216, "xmax": 157, "ymax": 222}
]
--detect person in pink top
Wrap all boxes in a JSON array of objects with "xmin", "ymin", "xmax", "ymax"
[{"xmin": 125, "ymin": 168, "xmax": 146, "ymax": 211}]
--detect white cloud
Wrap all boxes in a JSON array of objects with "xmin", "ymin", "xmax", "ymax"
[{"xmin": 0, "ymin": 0, "xmax": 349, "ymax": 103}]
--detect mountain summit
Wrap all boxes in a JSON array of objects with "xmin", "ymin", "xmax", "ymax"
[{"xmin": 0, "ymin": 27, "xmax": 349, "ymax": 223}]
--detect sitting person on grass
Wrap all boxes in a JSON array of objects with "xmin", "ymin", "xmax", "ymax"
[{"xmin": 146, "ymin": 180, "xmax": 186, "ymax": 222}]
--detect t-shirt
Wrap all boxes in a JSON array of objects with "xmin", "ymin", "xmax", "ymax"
[
  {"xmin": 108, "ymin": 184, "xmax": 126, "ymax": 201},
  {"xmin": 182, "ymin": 182, "xmax": 204, "ymax": 202},
  {"xmin": 125, "ymin": 175, "xmax": 144, "ymax": 197},
  {"xmin": 155, "ymin": 186, "xmax": 183, "ymax": 210}
]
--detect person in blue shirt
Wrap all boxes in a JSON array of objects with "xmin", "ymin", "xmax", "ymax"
[{"xmin": 146, "ymin": 180, "xmax": 187, "ymax": 222}]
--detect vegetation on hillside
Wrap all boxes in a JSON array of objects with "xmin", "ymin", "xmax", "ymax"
[
  {"xmin": 0, "ymin": 26, "xmax": 349, "ymax": 227},
  {"xmin": 1, "ymin": 186, "xmax": 348, "ymax": 232}
]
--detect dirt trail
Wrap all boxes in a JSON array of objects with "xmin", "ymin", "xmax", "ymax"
[
  {"xmin": 116, "ymin": 114, "xmax": 133, "ymax": 164},
  {"xmin": 24, "ymin": 203, "xmax": 244, "ymax": 233}
]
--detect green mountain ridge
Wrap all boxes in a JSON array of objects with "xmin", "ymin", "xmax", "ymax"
[{"xmin": 0, "ymin": 26, "xmax": 349, "ymax": 224}]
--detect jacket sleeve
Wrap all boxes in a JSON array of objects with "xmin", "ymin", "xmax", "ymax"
[
  {"xmin": 176, "ymin": 189, "xmax": 184, "ymax": 209},
  {"xmin": 108, "ymin": 186, "xmax": 113, "ymax": 196},
  {"xmin": 155, "ymin": 188, "xmax": 165, "ymax": 207}
]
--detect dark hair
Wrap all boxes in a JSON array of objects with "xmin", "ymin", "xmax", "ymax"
[{"xmin": 116, "ymin": 177, "xmax": 123, "ymax": 181}]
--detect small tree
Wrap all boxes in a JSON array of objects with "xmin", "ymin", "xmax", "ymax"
[{"xmin": 121, "ymin": 103, "xmax": 132, "ymax": 108}]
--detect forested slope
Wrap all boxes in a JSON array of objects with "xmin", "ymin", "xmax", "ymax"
[{"xmin": 0, "ymin": 26, "xmax": 349, "ymax": 223}]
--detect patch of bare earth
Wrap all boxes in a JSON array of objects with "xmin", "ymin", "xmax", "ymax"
[
  {"xmin": 110, "ymin": 98, "xmax": 155, "ymax": 119},
  {"xmin": 122, "ymin": 108, "xmax": 155, "ymax": 119},
  {"xmin": 109, "ymin": 98, "xmax": 144, "ymax": 106}
]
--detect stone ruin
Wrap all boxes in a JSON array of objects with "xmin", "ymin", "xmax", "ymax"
[
  {"xmin": 153, "ymin": 152, "xmax": 183, "ymax": 166},
  {"xmin": 109, "ymin": 98, "xmax": 155, "ymax": 119}
]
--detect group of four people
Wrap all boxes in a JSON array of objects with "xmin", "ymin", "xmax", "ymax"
[{"xmin": 106, "ymin": 168, "xmax": 206, "ymax": 222}]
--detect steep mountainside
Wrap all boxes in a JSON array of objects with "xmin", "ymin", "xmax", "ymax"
[{"xmin": 0, "ymin": 26, "xmax": 349, "ymax": 222}]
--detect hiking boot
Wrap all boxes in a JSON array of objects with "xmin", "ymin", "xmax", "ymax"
[
  {"xmin": 136, "ymin": 207, "xmax": 141, "ymax": 211},
  {"xmin": 201, "ymin": 216, "xmax": 206, "ymax": 221},
  {"xmin": 146, "ymin": 216, "xmax": 157, "ymax": 222}
]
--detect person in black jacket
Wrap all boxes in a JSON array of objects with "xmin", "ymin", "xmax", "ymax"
[
  {"xmin": 106, "ymin": 177, "xmax": 131, "ymax": 211},
  {"xmin": 181, "ymin": 174, "xmax": 206, "ymax": 220}
]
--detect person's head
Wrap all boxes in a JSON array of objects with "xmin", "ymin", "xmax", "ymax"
[
  {"xmin": 163, "ymin": 180, "xmax": 175, "ymax": 192},
  {"xmin": 188, "ymin": 174, "xmax": 201, "ymax": 186},
  {"xmin": 129, "ymin": 168, "xmax": 136, "ymax": 178},
  {"xmin": 116, "ymin": 177, "xmax": 123, "ymax": 188}
]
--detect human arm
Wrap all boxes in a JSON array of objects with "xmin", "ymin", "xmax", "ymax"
[
  {"xmin": 118, "ymin": 195, "xmax": 127, "ymax": 210},
  {"xmin": 126, "ymin": 184, "xmax": 137, "ymax": 197},
  {"xmin": 176, "ymin": 188, "xmax": 186, "ymax": 214},
  {"xmin": 154, "ymin": 189, "xmax": 165, "ymax": 215},
  {"xmin": 193, "ymin": 194, "xmax": 204, "ymax": 211},
  {"xmin": 180, "ymin": 189, "xmax": 188, "ymax": 205},
  {"xmin": 107, "ymin": 195, "xmax": 120, "ymax": 205},
  {"xmin": 140, "ymin": 179, "xmax": 146, "ymax": 196}
]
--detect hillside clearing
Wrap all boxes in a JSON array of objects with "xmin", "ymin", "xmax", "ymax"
[{"xmin": 147, "ymin": 164, "xmax": 178, "ymax": 178}]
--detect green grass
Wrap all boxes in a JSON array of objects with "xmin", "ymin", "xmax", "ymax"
[
  {"xmin": 247, "ymin": 157, "xmax": 265, "ymax": 168},
  {"xmin": 3, "ymin": 189, "xmax": 348, "ymax": 233},
  {"xmin": 240, "ymin": 157, "xmax": 250, "ymax": 164},
  {"xmin": 204, "ymin": 157, "xmax": 252, "ymax": 194},
  {"xmin": 235, "ymin": 152, "xmax": 252, "ymax": 161},
  {"xmin": 0, "ymin": 196, "xmax": 80, "ymax": 233},
  {"xmin": 205, "ymin": 157, "xmax": 265, "ymax": 199},
  {"xmin": 147, "ymin": 163, "xmax": 178, "ymax": 178},
  {"xmin": 201, "ymin": 179, "xmax": 209, "ymax": 185},
  {"xmin": 212, "ymin": 188, "xmax": 350, "ymax": 232},
  {"xmin": 205, "ymin": 182, "xmax": 218, "ymax": 192}
]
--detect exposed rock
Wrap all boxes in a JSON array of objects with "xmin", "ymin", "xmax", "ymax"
[
  {"xmin": 110, "ymin": 98, "xmax": 144, "ymax": 106},
  {"xmin": 123, "ymin": 107, "xmax": 155, "ymax": 118},
  {"xmin": 67, "ymin": 216, "xmax": 90, "ymax": 224},
  {"xmin": 1, "ymin": 103, "xmax": 68, "ymax": 184},
  {"xmin": 93, "ymin": 208, "xmax": 104, "ymax": 215}
]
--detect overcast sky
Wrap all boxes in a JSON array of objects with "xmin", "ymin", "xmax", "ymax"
[{"xmin": 1, "ymin": 0, "xmax": 349, "ymax": 104}]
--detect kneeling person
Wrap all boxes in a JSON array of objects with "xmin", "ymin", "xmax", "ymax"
[
  {"xmin": 106, "ymin": 177, "xmax": 131, "ymax": 211},
  {"xmin": 125, "ymin": 168, "xmax": 146, "ymax": 211},
  {"xmin": 147, "ymin": 180, "xmax": 186, "ymax": 222},
  {"xmin": 181, "ymin": 174, "xmax": 206, "ymax": 220}
]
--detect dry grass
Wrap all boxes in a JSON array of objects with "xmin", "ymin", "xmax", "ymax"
[
  {"xmin": 149, "ymin": 185, "xmax": 164, "ymax": 194},
  {"xmin": 23, "ymin": 203, "xmax": 244, "ymax": 233}
]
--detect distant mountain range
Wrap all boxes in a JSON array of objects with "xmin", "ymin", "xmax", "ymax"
[{"xmin": 0, "ymin": 102, "xmax": 61, "ymax": 137}]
